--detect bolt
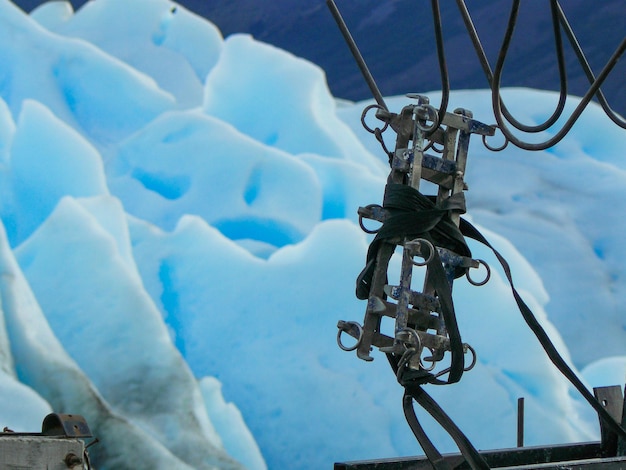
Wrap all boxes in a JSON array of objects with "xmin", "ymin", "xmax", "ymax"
[{"xmin": 64, "ymin": 453, "xmax": 83, "ymax": 468}]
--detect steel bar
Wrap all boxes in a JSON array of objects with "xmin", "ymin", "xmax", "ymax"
[
  {"xmin": 326, "ymin": 0, "xmax": 388, "ymax": 111},
  {"xmin": 517, "ymin": 397, "xmax": 524, "ymax": 448}
]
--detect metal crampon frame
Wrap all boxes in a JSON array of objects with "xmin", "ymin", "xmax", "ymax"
[{"xmin": 336, "ymin": 97, "xmax": 493, "ymax": 383}]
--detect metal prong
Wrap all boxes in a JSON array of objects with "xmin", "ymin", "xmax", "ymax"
[{"xmin": 326, "ymin": 0, "xmax": 388, "ymax": 111}]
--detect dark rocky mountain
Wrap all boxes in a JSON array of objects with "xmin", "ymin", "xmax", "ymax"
[{"xmin": 13, "ymin": 0, "xmax": 625, "ymax": 113}]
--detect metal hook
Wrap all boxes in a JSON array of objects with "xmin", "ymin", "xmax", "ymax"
[
  {"xmin": 463, "ymin": 343, "xmax": 477, "ymax": 371},
  {"xmin": 396, "ymin": 348, "xmax": 420, "ymax": 382},
  {"xmin": 361, "ymin": 104, "xmax": 389, "ymax": 134},
  {"xmin": 337, "ymin": 320, "xmax": 363, "ymax": 352},
  {"xmin": 482, "ymin": 125, "xmax": 509, "ymax": 152},
  {"xmin": 396, "ymin": 327, "xmax": 422, "ymax": 350},
  {"xmin": 466, "ymin": 259, "xmax": 491, "ymax": 286},
  {"xmin": 414, "ymin": 104, "xmax": 440, "ymax": 133},
  {"xmin": 428, "ymin": 141, "xmax": 445, "ymax": 154},
  {"xmin": 457, "ymin": 0, "xmax": 626, "ymax": 150},
  {"xmin": 555, "ymin": 2, "xmax": 626, "ymax": 129},
  {"xmin": 358, "ymin": 204, "xmax": 383, "ymax": 234},
  {"xmin": 420, "ymin": 347, "xmax": 438, "ymax": 372},
  {"xmin": 405, "ymin": 238, "xmax": 435, "ymax": 266},
  {"xmin": 492, "ymin": 0, "xmax": 569, "ymax": 134}
]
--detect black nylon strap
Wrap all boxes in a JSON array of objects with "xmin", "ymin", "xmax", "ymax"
[
  {"xmin": 460, "ymin": 218, "xmax": 626, "ymax": 442},
  {"xmin": 406, "ymin": 382, "xmax": 491, "ymax": 470},
  {"xmin": 423, "ymin": 247, "xmax": 465, "ymax": 385},
  {"xmin": 403, "ymin": 391, "xmax": 453, "ymax": 470},
  {"xmin": 356, "ymin": 183, "xmax": 471, "ymax": 300},
  {"xmin": 389, "ymin": 354, "xmax": 490, "ymax": 470},
  {"xmin": 356, "ymin": 183, "xmax": 468, "ymax": 385}
]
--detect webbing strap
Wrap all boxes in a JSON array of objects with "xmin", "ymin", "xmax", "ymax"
[
  {"xmin": 403, "ymin": 391, "xmax": 452, "ymax": 470},
  {"xmin": 356, "ymin": 183, "xmax": 468, "ymax": 385},
  {"xmin": 407, "ymin": 384, "xmax": 490, "ymax": 470},
  {"xmin": 423, "ymin": 247, "xmax": 465, "ymax": 385},
  {"xmin": 389, "ymin": 354, "xmax": 490, "ymax": 470},
  {"xmin": 356, "ymin": 184, "xmax": 470, "ymax": 300},
  {"xmin": 460, "ymin": 218, "xmax": 626, "ymax": 442}
]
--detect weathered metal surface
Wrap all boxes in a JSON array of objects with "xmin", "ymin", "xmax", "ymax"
[
  {"xmin": 617, "ymin": 387, "xmax": 626, "ymax": 456},
  {"xmin": 42, "ymin": 413, "xmax": 92, "ymax": 438},
  {"xmin": 1, "ymin": 413, "xmax": 92, "ymax": 439},
  {"xmin": 517, "ymin": 397, "xmax": 525, "ymax": 448},
  {"xmin": 0, "ymin": 436, "xmax": 86, "ymax": 469},
  {"xmin": 0, "ymin": 413, "xmax": 93, "ymax": 469},
  {"xmin": 494, "ymin": 456, "xmax": 626, "ymax": 469},
  {"xmin": 338, "ymin": 97, "xmax": 493, "ymax": 376}
]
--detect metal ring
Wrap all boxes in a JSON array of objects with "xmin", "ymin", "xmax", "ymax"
[
  {"xmin": 466, "ymin": 259, "xmax": 491, "ymax": 286},
  {"xmin": 414, "ymin": 104, "xmax": 440, "ymax": 133},
  {"xmin": 463, "ymin": 343, "xmax": 477, "ymax": 371},
  {"xmin": 427, "ymin": 140, "xmax": 444, "ymax": 154},
  {"xmin": 396, "ymin": 347, "xmax": 420, "ymax": 382},
  {"xmin": 407, "ymin": 238, "xmax": 435, "ymax": 266},
  {"xmin": 358, "ymin": 204, "xmax": 383, "ymax": 234},
  {"xmin": 337, "ymin": 321, "xmax": 363, "ymax": 352},
  {"xmin": 397, "ymin": 327, "xmax": 422, "ymax": 350},
  {"xmin": 482, "ymin": 125, "xmax": 509, "ymax": 152},
  {"xmin": 419, "ymin": 347, "xmax": 438, "ymax": 372},
  {"xmin": 361, "ymin": 104, "xmax": 389, "ymax": 134}
]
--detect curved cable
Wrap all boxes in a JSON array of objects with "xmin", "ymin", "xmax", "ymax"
[
  {"xmin": 456, "ymin": 0, "xmax": 626, "ymax": 150},
  {"xmin": 555, "ymin": 2, "xmax": 626, "ymax": 129},
  {"xmin": 491, "ymin": 0, "xmax": 569, "ymax": 134},
  {"xmin": 456, "ymin": 1, "xmax": 568, "ymax": 132},
  {"xmin": 492, "ymin": 34, "xmax": 626, "ymax": 150}
]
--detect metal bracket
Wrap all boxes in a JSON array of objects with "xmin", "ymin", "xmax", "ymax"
[
  {"xmin": 594, "ymin": 385, "xmax": 626, "ymax": 457},
  {"xmin": 42, "ymin": 414, "xmax": 92, "ymax": 439},
  {"xmin": 1, "ymin": 413, "xmax": 92, "ymax": 439}
]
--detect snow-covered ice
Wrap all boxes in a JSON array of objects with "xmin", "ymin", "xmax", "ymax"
[{"xmin": 0, "ymin": 0, "xmax": 624, "ymax": 469}]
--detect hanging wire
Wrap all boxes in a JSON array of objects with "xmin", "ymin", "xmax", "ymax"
[
  {"xmin": 431, "ymin": 0, "xmax": 449, "ymax": 127},
  {"xmin": 555, "ymin": 2, "xmax": 626, "ymax": 129},
  {"xmin": 326, "ymin": 0, "xmax": 389, "ymax": 112},
  {"xmin": 329, "ymin": 0, "xmax": 624, "ymax": 152},
  {"xmin": 456, "ymin": 0, "xmax": 569, "ymax": 134},
  {"xmin": 456, "ymin": 0, "xmax": 626, "ymax": 151}
]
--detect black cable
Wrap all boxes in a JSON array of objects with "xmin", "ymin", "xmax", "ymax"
[
  {"xmin": 490, "ymin": 0, "xmax": 569, "ymax": 134},
  {"xmin": 326, "ymin": 0, "xmax": 389, "ymax": 112},
  {"xmin": 555, "ymin": 2, "xmax": 626, "ymax": 129},
  {"xmin": 431, "ymin": 0, "xmax": 449, "ymax": 129},
  {"xmin": 456, "ymin": 0, "xmax": 626, "ymax": 150}
]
